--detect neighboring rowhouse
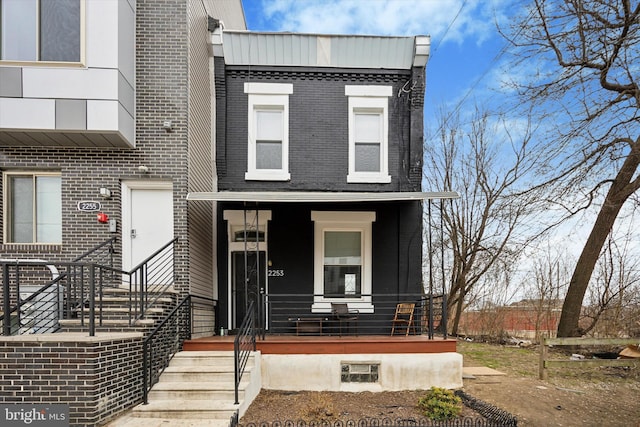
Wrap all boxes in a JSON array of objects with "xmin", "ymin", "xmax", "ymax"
[
  {"xmin": 0, "ymin": 1, "xmax": 245, "ymax": 425},
  {"xmin": 0, "ymin": 0, "xmax": 244, "ymax": 312},
  {"xmin": 188, "ymin": 29, "xmax": 457, "ymax": 333}
]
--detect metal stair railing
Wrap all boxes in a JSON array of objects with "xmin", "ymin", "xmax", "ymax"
[
  {"xmin": 1, "ymin": 238, "xmax": 178, "ymax": 336},
  {"xmin": 234, "ymin": 299, "xmax": 257, "ymax": 404},
  {"xmin": 142, "ymin": 294, "xmax": 192, "ymax": 404}
]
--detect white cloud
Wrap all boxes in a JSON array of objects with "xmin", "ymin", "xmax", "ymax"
[{"xmin": 257, "ymin": 0, "xmax": 510, "ymax": 45}]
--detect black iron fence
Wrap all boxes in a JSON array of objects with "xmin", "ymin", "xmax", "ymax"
[{"xmin": 258, "ymin": 293, "xmax": 447, "ymax": 338}]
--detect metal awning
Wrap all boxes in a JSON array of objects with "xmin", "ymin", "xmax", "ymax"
[{"xmin": 186, "ymin": 191, "xmax": 459, "ymax": 203}]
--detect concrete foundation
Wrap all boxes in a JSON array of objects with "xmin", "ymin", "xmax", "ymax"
[{"xmin": 260, "ymin": 352, "xmax": 463, "ymax": 392}]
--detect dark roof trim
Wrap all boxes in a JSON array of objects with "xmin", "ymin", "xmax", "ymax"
[{"xmin": 186, "ymin": 191, "xmax": 459, "ymax": 203}]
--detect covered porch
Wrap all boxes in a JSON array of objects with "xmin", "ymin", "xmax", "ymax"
[{"xmin": 184, "ymin": 334, "xmax": 457, "ymax": 354}]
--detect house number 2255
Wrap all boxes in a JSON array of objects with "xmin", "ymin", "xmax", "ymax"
[{"xmin": 268, "ymin": 269, "xmax": 284, "ymax": 277}]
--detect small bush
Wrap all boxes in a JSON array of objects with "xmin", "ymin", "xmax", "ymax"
[
  {"xmin": 417, "ymin": 387, "xmax": 462, "ymax": 421},
  {"xmin": 299, "ymin": 392, "xmax": 336, "ymax": 422}
]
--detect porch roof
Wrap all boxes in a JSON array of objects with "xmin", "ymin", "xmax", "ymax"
[{"xmin": 186, "ymin": 191, "xmax": 459, "ymax": 203}]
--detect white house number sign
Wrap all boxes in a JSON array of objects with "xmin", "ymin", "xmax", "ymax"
[{"xmin": 77, "ymin": 201, "xmax": 101, "ymax": 212}]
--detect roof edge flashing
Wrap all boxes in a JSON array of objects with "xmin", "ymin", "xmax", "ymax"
[{"xmin": 413, "ymin": 35, "xmax": 430, "ymax": 67}]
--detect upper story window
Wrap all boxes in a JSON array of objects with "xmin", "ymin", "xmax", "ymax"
[
  {"xmin": 345, "ymin": 85, "xmax": 392, "ymax": 183},
  {"xmin": 0, "ymin": 0, "xmax": 82, "ymax": 63},
  {"xmin": 3, "ymin": 172, "xmax": 62, "ymax": 244},
  {"xmin": 244, "ymin": 82, "xmax": 293, "ymax": 181}
]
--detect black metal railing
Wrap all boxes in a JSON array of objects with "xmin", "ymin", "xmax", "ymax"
[
  {"xmin": 190, "ymin": 295, "xmax": 218, "ymax": 337},
  {"xmin": 234, "ymin": 299, "xmax": 257, "ymax": 404},
  {"xmin": 1, "ymin": 269, "xmax": 67, "ymax": 335},
  {"xmin": 259, "ymin": 293, "xmax": 447, "ymax": 338},
  {"xmin": 142, "ymin": 294, "xmax": 192, "ymax": 404},
  {"xmin": 73, "ymin": 237, "xmax": 117, "ymax": 264},
  {"xmin": 0, "ymin": 238, "xmax": 177, "ymax": 336}
]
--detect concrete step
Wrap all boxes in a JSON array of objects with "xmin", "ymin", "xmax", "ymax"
[
  {"xmin": 106, "ymin": 414, "xmax": 231, "ymax": 427},
  {"xmin": 130, "ymin": 400, "xmax": 238, "ymax": 420},
  {"xmin": 169, "ymin": 351, "xmax": 250, "ymax": 367},
  {"xmin": 58, "ymin": 318, "xmax": 155, "ymax": 327},
  {"xmin": 159, "ymin": 366, "xmax": 243, "ymax": 383},
  {"xmin": 148, "ymin": 381, "xmax": 247, "ymax": 401}
]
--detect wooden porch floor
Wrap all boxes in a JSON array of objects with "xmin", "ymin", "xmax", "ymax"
[{"xmin": 183, "ymin": 335, "xmax": 457, "ymax": 354}]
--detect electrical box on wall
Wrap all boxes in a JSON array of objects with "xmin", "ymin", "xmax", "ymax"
[{"xmin": 109, "ymin": 219, "xmax": 117, "ymax": 233}]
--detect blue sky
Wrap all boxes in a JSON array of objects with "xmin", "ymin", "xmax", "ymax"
[{"xmin": 240, "ymin": 0, "xmax": 515, "ymax": 127}]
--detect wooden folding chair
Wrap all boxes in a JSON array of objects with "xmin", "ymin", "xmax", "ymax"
[{"xmin": 391, "ymin": 303, "xmax": 416, "ymax": 336}]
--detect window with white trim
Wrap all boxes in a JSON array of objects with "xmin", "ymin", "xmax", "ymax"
[
  {"xmin": 311, "ymin": 211, "xmax": 375, "ymax": 313},
  {"xmin": 3, "ymin": 172, "xmax": 62, "ymax": 244},
  {"xmin": 244, "ymin": 83, "xmax": 293, "ymax": 181},
  {"xmin": 0, "ymin": 0, "xmax": 82, "ymax": 62},
  {"xmin": 345, "ymin": 85, "xmax": 392, "ymax": 183}
]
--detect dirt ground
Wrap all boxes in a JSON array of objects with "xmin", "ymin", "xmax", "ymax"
[{"xmin": 239, "ymin": 341, "xmax": 640, "ymax": 426}]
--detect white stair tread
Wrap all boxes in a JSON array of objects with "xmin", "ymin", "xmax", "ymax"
[
  {"xmin": 163, "ymin": 365, "xmax": 249, "ymax": 373},
  {"xmin": 133, "ymin": 400, "xmax": 239, "ymax": 412},
  {"xmin": 151, "ymin": 381, "xmax": 247, "ymax": 391},
  {"xmin": 107, "ymin": 415, "xmax": 230, "ymax": 427}
]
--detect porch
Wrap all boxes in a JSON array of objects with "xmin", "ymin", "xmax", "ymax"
[{"xmin": 184, "ymin": 334, "xmax": 457, "ymax": 354}]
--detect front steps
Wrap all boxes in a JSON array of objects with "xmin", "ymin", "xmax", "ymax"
[
  {"xmin": 128, "ymin": 351, "xmax": 261, "ymax": 423},
  {"xmin": 58, "ymin": 286, "xmax": 177, "ymax": 333}
]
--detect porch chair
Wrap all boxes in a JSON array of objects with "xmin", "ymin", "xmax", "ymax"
[
  {"xmin": 391, "ymin": 302, "xmax": 416, "ymax": 336},
  {"xmin": 331, "ymin": 303, "xmax": 359, "ymax": 336}
]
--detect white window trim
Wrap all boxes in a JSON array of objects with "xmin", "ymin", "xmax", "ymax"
[
  {"xmin": 311, "ymin": 211, "xmax": 375, "ymax": 313},
  {"xmin": 3, "ymin": 171, "xmax": 62, "ymax": 245},
  {"xmin": 345, "ymin": 85, "xmax": 392, "ymax": 184},
  {"xmin": 244, "ymin": 83, "xmax": 293, "ymax": 181}
]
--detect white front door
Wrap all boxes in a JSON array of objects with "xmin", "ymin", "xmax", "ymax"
[{"xmin": 122, "ymin": 181, "xmax": 174, "ymax": 270}]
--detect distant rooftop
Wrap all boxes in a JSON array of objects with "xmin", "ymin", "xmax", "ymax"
[{"xmin": 210, "ymin": 30, "xmax": 430, "ymax": 69}]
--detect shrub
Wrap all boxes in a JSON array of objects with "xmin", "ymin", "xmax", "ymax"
[
  {"xmin": 299, "ymin": 392, "xmax": 336, "ymax": 422},
  {"xmin": 417, "ymin": 387, "xmax": 462, "ymax": 421}
]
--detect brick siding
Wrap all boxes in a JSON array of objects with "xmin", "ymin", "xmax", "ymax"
[
  {"xmin": 216, "ymin": 67, "xmax": 423, "ymax": 192},
  {"xmin": 0, "ymin": 334, "xmax": 144, "ymax": 426}
]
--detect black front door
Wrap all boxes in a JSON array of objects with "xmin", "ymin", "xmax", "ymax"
[{"xmin": 232, "ymin": 251, "xmax": 266, "ymax": 329}]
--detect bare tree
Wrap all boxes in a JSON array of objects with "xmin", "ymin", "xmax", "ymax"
[
  {"xmin": 583, "ymin": 231, "xmax": 640, "ymax": 336},
  {"xmin": 503, "ymin": 0, "xmax": 640, "ymax": 337},
  {"xmin": 520, "ymin": 245, "xmax": 571, "ymax": 340},
  {"xmin": 424, "ymin": 105, "xmax": 543, "ymax": 335}
]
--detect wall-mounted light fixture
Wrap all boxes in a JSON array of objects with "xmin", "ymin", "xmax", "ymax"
[
  {"xmin": 162, "ymin": 120, "xmax": 173, "ymax": 132},
  {"xmin": 138, "ymin": 165, "xmax": 149, "ymax": 174},
  {"xmin": 99, "ymin": 187, "xmax": 111, "ymax": 199}
]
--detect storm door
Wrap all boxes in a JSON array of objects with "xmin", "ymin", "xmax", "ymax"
[
  {"xmin": 232, "ymin": 251, "xmax": 266, "ymax": 328},
  {"xmin": 223, "ymin": 210, "xmax": 271, "ymax": 331}
]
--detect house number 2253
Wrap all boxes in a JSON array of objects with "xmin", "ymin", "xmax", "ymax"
[{"xmin": 268, "ymin": 269, "xmax": 284, "ymax": 277}]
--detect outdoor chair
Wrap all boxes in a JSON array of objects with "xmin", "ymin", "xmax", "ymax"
[
  {"xmin": 331, "ymin": 303, "xmax": 359, "ymax": 336},
  {"xmin": 391, "ymin": 302, "xmax": 416, "ymax": 336}
]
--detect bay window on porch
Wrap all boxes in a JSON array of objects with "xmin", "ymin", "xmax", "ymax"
[{"xmin": 311, "ymin": 211, "xmax": 375, "ymax": 313}]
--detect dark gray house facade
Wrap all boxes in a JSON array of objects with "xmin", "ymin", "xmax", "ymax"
[{"xmin": 189, "ymin": 30, "xmax": 456, "ymax": 332}]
